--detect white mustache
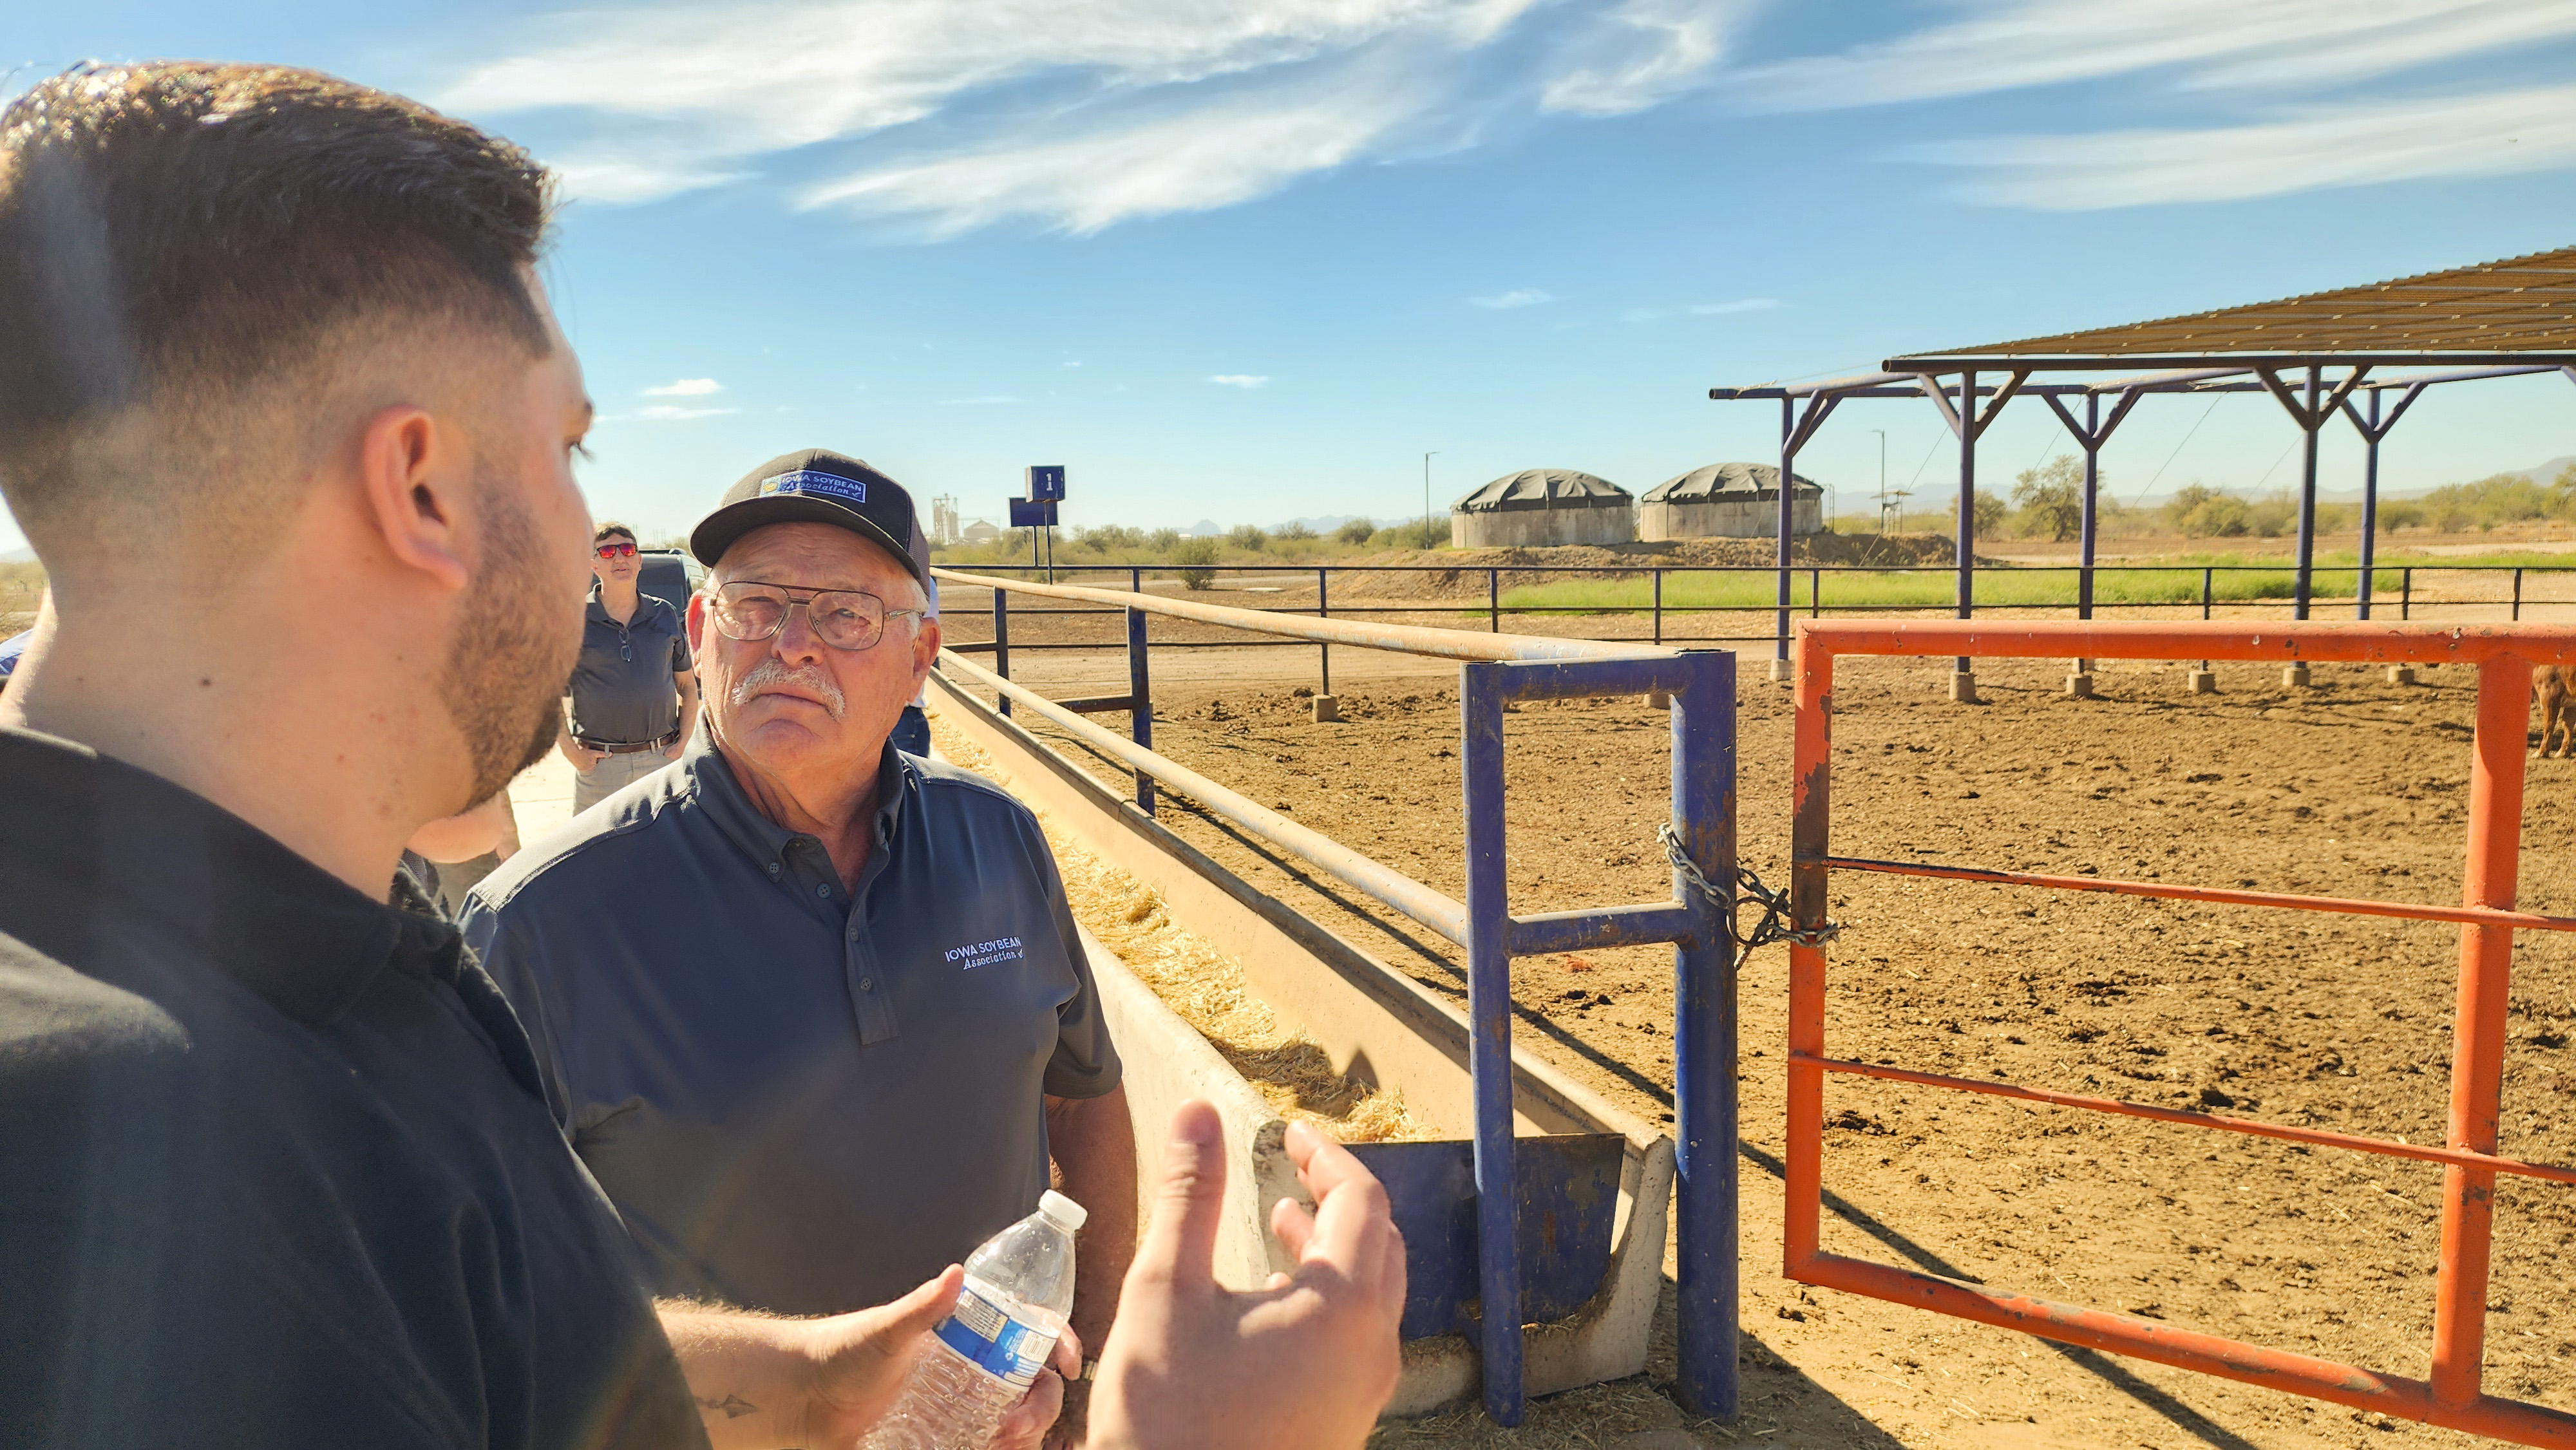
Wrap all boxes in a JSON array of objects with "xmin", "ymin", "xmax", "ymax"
[{"xmin": 732, "ymin": 658, "xmax": 846, "ymax": 720}]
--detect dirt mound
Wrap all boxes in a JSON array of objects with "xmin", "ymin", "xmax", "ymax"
[{"xmin": 1340, "ymin": 532, "xmax": 1958, "ymax": 600}]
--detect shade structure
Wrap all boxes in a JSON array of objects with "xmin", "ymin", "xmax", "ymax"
[
  {"xmin": 1889, "ymin": 245, "xmax": 2576, "ymax": 372},
  {"xmin": 1450, "ymin": 469, "xmax": 1635, "ymax": 547},
  {"xmin": 1640, "ymin": 462, "xmax": 1823, "ymax": 541}
]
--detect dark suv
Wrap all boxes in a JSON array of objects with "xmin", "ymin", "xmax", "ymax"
[{"xmin": 638, "ymin": 549, "xmax": 705, "ymax": 614}]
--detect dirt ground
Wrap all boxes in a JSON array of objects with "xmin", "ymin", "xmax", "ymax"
[{"xmin": 929, "ymin": 580, "xmax": 2576, "ymax": 1450}]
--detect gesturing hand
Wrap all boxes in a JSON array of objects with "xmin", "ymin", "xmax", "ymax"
[
  {"xmin": 791, "ymin": 1267, "xmax": 963, "ymax": 1447},
  {"xmin": 1086, "ymin": 1100, "xmax": 1406, "ymax": 1450}
]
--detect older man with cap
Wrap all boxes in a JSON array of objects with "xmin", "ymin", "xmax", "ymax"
[{"xmin": 460, "ymin": 449, "xmax": 1137, "ymax": 1438}]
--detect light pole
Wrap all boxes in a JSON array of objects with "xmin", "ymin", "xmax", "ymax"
[
  {"xmin": 1874, "ymin": 429, "xmax": 1890, "ymax": 530},
  {"xmin": 1423, "ymin": 451, "xmax": 1439, "ymax": 549}
]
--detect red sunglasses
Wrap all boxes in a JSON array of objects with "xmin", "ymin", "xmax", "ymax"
[{"xmin": 594, "ymin": 541, "xmax": 638, "ymax": 559}]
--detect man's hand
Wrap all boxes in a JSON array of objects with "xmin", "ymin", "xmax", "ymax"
[
  {"xmin": 1086, "ymin": 1100, "xmax": 1405, "ymax": 1450},
  {"xmin": 560, "ymin": 737, "xmax": 606, "ymax": 772},
  {"xmin": 662, "ymin": 1268, "xmax": 1079, "ymax": 1450},
  {"xmin": 663, "ymin": 737, "xmax": 687, "ymax": 761}
]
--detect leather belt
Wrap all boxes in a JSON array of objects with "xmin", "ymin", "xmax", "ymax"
[{"xmin": 578, "ymin": 732, "xmax": 677, "ymax": 755}]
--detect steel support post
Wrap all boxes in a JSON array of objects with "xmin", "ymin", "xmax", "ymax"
[
  {"xmin": 993, "ymin": 587, "xmax": 1012, "ymax": 717},
  {"xmin": 1671, "ymin": 650, "xmax": 1740, "ymax": 1419},
  {"xmin": 1318, "ymin": 568, "xmax": 1331, "ymax": 695},
  {"xmin": 2295, "ymin": 366, "xmax": 2321, "ymax": 621},
  {"xmin": 2079, "ymin": 391, "xmax": 2099, "ymax": 621},
  {"xmin": 2359, "ymin": 393, "xmax": 2382, "ymax": 619},
  {"xmin": 1460, "ymin": 663, "xmax": 1523, "ymax": 1424},
  {"xmin": 2430, "ymin": 654, "xmax": 2528, "ymax": 1408},
  {"xmin": 1955, "ymin": 370, "xmax": 1977, "ymax": 676},
  {"xmin": 1777, "ymin": 396, "xmax": 1795, "ymax": 666},
  {"xmin": 1126, "ymin": 606, "xmax": 1155, "ymax": 816}
]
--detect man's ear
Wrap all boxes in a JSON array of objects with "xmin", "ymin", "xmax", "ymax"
[
  {"xmin": 911, "ymin": 615, "xmax": 942, "ymax": 690},
  {"xmin": 685, "ymin": 591, "xmax": 709, "ymax": 652},
  {"xmin": 355, "ymin": 404, "xmax": 471, "ymax": 593}
]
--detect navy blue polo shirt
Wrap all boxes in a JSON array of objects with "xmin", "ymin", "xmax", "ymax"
[
  {"xmin": 0, "ymin": 727, "xmax": 703, "ymax": 1449},
  {"xmin": 567, "ymin": 587, "xmax": 692, "ymax": 746},
  {"xmin": 459, "ymin": 737, "xmax": 1120, "ymax": 1315}
]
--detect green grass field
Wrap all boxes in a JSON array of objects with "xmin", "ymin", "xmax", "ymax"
[{"xmin": 1486, "ymin": 554, "xmax": 2553, "ymax": 615}]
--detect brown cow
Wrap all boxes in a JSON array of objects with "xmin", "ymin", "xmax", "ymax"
[{"xmin": 2540, "ymin": 666, "xmax": 2576, "ymax": 757}]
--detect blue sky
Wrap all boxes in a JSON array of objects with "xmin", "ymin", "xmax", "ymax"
[{"xmin": 6, "ymin": 0, "xmax": 2575, "ymax": 552}]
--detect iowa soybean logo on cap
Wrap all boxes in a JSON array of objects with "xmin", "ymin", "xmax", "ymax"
[{"xmin": 760, "ymin": 469, "xmax": 867, "ymax": 505}]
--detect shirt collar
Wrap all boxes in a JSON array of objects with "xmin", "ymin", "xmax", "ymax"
[
  {"xmin": 0, "ymin": 726, "xmax": 462, "ymax": 1028},
  {"xmin": 684, "ymin": 733, "xmax": 913, "ymax": 874}
]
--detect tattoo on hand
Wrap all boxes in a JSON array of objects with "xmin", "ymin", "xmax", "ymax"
[{"xmin": 697, "ymin": 1393, "xmax": 759, "ymax": 1419}]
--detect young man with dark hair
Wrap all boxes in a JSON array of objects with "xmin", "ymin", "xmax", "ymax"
[
  {"xmin": 0, "ymin": 57, "xmax": 1405, "ymax": 1450},
  {"xmin": 561, "ymin": 518, "xmax": 698, "ymax": 813}
]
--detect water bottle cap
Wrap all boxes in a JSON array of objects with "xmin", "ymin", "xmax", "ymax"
[{"xmin": 1039, "ymin": 1189, "xmax": 1088, "ymax": 1231}]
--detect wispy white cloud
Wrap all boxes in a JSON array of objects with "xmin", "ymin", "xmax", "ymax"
[
  {"xmin": 643, "ymin": 377, "xmax": 725, "ymax": 397},
  {"xmin": 1912, "ymin": 85, "xmax": 2576, "ymax": 209},
  {"xmin": 1725, "ymin": 0, "xmax": 2576, "ymax": 114},
  {"xmin": 635, "ymin": 404, "xmax": 743, "ymax": 420},
  {"xmin": 1622, "ymin": 296, "xmax": 1781, "ymax": 322},
  {"xmin": 1208, "ymin": 374, "xmax": 1271, "ymax": 388},
  {"xmin": 1470, "ymin": 288, "xmax": 1554, "ymax": 308},
  {"xmin": 1540, "ymin": 0, "xmax": 1740, "ymax": 117},
  {"xmin": 436, "ymin": 0, "xmax": 1739, "ymax": 228},
  {"xmin": 936, "ymin": 395, "xmax": 1022, "ymax": 406}
]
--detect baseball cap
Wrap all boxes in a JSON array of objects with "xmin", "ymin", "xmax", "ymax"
[{"xmin": 689, "ymin": 447, "xmax": 924, "ymax": 585}]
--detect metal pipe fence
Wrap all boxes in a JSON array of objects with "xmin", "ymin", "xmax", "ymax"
[
  {"xmin": 927, "ymin": 567, "xmax": 1741, "ymax": 1426},
  {"xmin": 1784, "ymin": 619, "xmax": 2576, "ymax": 1447},
  {"xmin": 930, "ymin": 561, "xmax": 2576, "ymax": 659}
]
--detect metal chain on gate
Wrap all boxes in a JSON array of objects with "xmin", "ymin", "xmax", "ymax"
[{"xmin": 1658, "ymin": 824, "xmax": 1840, "ymax": 952}]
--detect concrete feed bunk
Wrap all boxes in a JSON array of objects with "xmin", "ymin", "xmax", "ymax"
[
  {"xmin": 930, "ymin": 674, "xmax": 1674, "ymax": 1416},
  {"xmin": 1450, "ymin": 469, "xmax": 1638, "ymax": 549}
]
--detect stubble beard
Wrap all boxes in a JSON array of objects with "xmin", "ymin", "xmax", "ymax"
[{"xmin": 440, "ymin": 470, "xmax": 578, "ymax": 809}]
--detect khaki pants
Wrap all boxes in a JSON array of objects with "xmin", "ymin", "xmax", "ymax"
[{"xmin": 573, "ymin": 747, "xmax": 672, "ymax": 814}]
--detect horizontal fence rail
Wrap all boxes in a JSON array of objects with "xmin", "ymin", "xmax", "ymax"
[
  {"xmin": 1785, "ymin": 617, "xmax": 2576, "ymax": 1447},
  {"xmin": 929, "ymin": 569, "xmax": 1734, "ymax": 1427},
  {"xmin": 927, "ymin": 560, "xmax": 2576, "ymax": 654}
]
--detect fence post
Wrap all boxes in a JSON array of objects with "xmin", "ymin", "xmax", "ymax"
[
  {"xmin": 2202, "ymin": 567, "xmax": 2213, "ymax": 621},
  {"xmin": 2403, "ymin": 568, "xmax": 2413, "ymax": 621},
  {"xmin": 1489, "ymin": 568, "xmax": 1501, "ymax": 632},
  {"xmin": 1653, "ymin": 569, "xmax": 1664, "ymax": 646},
  {"xmin": 2429, "ymin": 654, "xmax": 2530, "ymax": 1408},
  {"xmin": 1672, "ymin": 652, "xmax": 1740, "ymax": 1420},
  {"xmin": 993, "ymin": 585, "xmax": 1012, "ymax": 717},
  {"xmin": 1809, "ymin": 567, "xmax": 1822, "ymax": 620},
  {"xmin": 2514, "ymin": 568, "xmax": 2524, "ymax": 621},
  {"xmin": 1126, "ymin": 605, "xmax": 1154, "ymax": 815},
  {"xmin": 1459, "ymin": 663, "xmax": 1522, "ymax": 1424},
  {"xmin": 1318, "ymin": 567, "xmax": 1331, "ymax": 696}
]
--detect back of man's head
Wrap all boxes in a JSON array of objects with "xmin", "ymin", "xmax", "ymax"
[{"xmin": 0, "ymin": 61, "xmax": 554, "ymax": 570}]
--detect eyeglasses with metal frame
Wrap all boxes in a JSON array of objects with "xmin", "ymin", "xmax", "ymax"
[{"xmin": 707, "ymin": 581, "xmax": 925, "ymax": 653}]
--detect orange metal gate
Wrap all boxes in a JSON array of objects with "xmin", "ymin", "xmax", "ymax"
[{"xmin": 1786, "ymin": 621, "xmax": 2576, "ymax": 1446}]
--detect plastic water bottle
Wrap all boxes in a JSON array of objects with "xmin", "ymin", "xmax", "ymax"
[{"xmin": 862, "ymin": 1191, "xmax": 1086, "ymax": 1450}]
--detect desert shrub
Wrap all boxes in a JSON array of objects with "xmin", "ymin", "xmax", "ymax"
[
  {"xmin": 1274, "ymin": 521, "xmax": 1316, "ymax": 542},
  {"xmin": 1147, "ymin": 527, "xmax": 1181, "ymax": 552},
  {"xmin": 1372, "ymin": 519, "xmax": 1447, "ymax": 550},
  {"xmin": 1173, "ymin": 537, "xmax": 1219, "ymax": 589},
  {"xmin": 1078, "ymin": 524, "xmax": 1145, "ymax": 554},
  {"xmin": 2011, "ymin": 455, "xmax": 2086, "ymax": 541},
  {"xmin": 1226, "ymin": 524, "xmax": 1268, "ymax": 552},
  {"xmin": 1335, "ymin": 518, "xmax": 1375, "ymax": 545},
  {"xmin": 2177, "ymin": 493, "xmax": 2251, "ymax": 537},
  {"xmin": 2377, "ymin": 500, "xmax": 2426, "ymax": 531},
  {"xmin": 2245, "ymin": 493, "xmax": 2298, "ymax": 537},
  {"xmin": 1951, "ymin": 489, "xmax": 2007, "ymax": 537}
]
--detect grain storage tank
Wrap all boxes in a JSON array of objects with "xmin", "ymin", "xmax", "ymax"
[
  {"xmin": 1638, "ymin": 462, "xmax": 1822, "ymax": 540},
  {"xmin": 1449, "ymin": 469, "xmax": 1635, "ymax": 548}
]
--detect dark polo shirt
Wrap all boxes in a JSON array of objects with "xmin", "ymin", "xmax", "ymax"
[
  {"xmin": 459, "ymin": 738, "xmax": 1120, "ymax": 1316},
  {"xmin": 568, "ymin": 587, "xmax": 692, "ymax": 745},
  {"xmin": 0, "ymin": 727, "xmax": 705, "ymax": 1450}
]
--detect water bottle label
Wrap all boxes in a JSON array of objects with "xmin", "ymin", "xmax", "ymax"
[{"xmin": 933, "ymin": 1287, "xmax": 1059, "ymax": 1390}]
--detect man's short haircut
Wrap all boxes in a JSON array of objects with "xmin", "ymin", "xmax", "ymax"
[
  {"xmin": 0, "ymin": 62, "xmax": 554, "ymax": 561},
  {"xmin": 593, "ymin": 522, "xmax": 637, "ymax": 546}
]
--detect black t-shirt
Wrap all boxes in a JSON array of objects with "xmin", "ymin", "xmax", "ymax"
[{"xmin": 0, "ymin": 726, "xmax": 708, "ymax": 1450}]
